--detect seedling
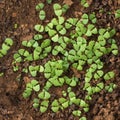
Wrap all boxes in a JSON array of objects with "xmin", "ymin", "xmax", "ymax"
[
  {"xmin": 46, "ymin": 0, "xmax": 52, "ymax": 4},
  {"xmin": 39, "ymin": 10, "xmax": 46, "ymax": 20},
  {"xmin": 115, "ymin": 9, "xmax": 120, "ymax": 19},
  {"xmin": 105, "ymin": 83, "xmax": 116, "ymax": 92},
  {"xmin": 0, "ymin": 38, "xmax": 13, "ymax": 58},
  {"xmin": 81, "ymin": 0, "xmax": 89, "ymax": 8},
  {"xmin": 36, "ymin": 3, "xmax": 44, "ymax": 10},
  {"xmin": 53, "ymin": 3, "xmax": 62, "ymax": 17},
  {"xmin": 40, "ymin": 100, "xmax": 49, "ymax": 113},
  {"xmin": 72, "ymin": 110, "xmax": 81, "ymax": 117},
  {"xmin": 33, "ymin": 98, "xmax": 39, "ymax": 108},
  {"xmin": 38, "ymin": 89, "xmax": 51, "ymax": 100},
  {"xmin": 104, "ymin": 71, "xmax": 115, "ymax": 80},
  {"xmin": 51, "ymin": 99, "xmax": 60, "ymax": 112}
]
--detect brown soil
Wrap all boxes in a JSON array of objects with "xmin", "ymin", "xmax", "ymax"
[{"xmin": 0, "ymin": 0, "xmax": 120, "ymax": 120}]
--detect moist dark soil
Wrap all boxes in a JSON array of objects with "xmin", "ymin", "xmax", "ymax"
[{"xmin": 0, "ymin": 0, "xmax": 120, "ymax": 120}]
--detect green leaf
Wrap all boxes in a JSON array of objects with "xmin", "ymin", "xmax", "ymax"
[
  {"xmin": 34, "ymin": 34, "xmax": 43, "ymax": 40},
  {"xmin": 81, "ymin": 14, "xmax": 88, "ymax": 24},
  {"xmin": 51, "ymin": 34, "xmax": 59, "ymax": 42},
  {"xmin": 94, "ymin": 70, "xmax": 104, "ymax": 79},
  {"xmin": 79, "ymin": 116, "xmax": 87, "ymax": 120},
  {"xmin": 33, "ymin": 84, "xmax": 40, "ymax": 92},
  {"xmin": 72, "ymin": 110, "xmax": 81, "ymax": 117},
  {"xmin": 53, "ymin": 3, "xmax": 62, "ymax": 16},
  {"xmin": 59, "ymin": 98, "xmax": 69, "ymax": 109},
  {"xmin": 39, "ymin": 10, "xmax": 46, "ymax": 20},
  {"xmin": 41, "ymin": 39, "xmax": 51, "ymax": 48},
  {"xmin": 34, "ymin": 24, "xmax": 44, "ymax": 32},
  {"xmin": 115, "ymin": 9, "xmax": 120, "ymax": 19},
  {"xmin": 38, "ymin": 90, "xmax": 51, "ymax": 99},
  {"xmin": 104, "ymin": 71, "xmax": 115, "ymax": 80},
  {"xmin": 5, "ymin": 38, "xmax": 13, "ymax": 46},
  {"xmin": 48, "ymin": 29, "xmax": 57, "ymax": 37},
  {"xmin": 40, "ymin": 100, "xmax": 49, "ymax": 113},
  {"xmin": 51, "ymin": 99, "xmax": 59, "ymax": 112},
  {"xmin": 36, "ymin": 3, "xmax": 44, "ymax": 10}
]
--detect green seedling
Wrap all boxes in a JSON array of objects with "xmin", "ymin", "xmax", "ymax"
[
  {"xmin": 39, "ymin": 10, "xmax": 46, "ymax": 20},
  {"xmin": 34, "ymin": 24, "xmax": 44, "ymax": 32},
  {"xmin": 33, "ymin": 98, "xmax": 39, "ymax": 108},
  {"xmin": 81, "ymin": 14, "xmax": 88, "ymax": 25},
  {"xmin": 94, "ymin": 70, "xmax": 104, "ymax": 79},
  {"xmin": 29, "ymin": 65, "xmax": 44, "ymax": 77},
  {"xmin": 65, "ymin": 76, "xmax": 78, "ymax": 87},
  {"xmin": 104, "ymin": 71, "xmax": 115, "ymax": 80},
  {"xmin": 89, "ymin": 12, "xmax": 97, "ymax": 23},
  {"xmin": 105, "ymin": 83, "xmax": 116, "ymax": 92},
  {"xmin": 34, "ymin": 34, "xmax": 43, "ymax": 41},
  {"xmin": 81, "ymin": 0, "xmax": 89, "ymax": 8},
  {"xmin": 46, "ymin": 0, "xmax": 52, "ymax": 4},
  {"xmin": 115, "ymin": 9, "xmax": 120, "ymax": 19},
  {"xmin": 49, "ymin": 77, "xmax": 64, "ymax": 87},
  {"xmin": 85, "ymin": 24, "xmax": 97, "ymax": 36},
  {"xmin": 72, "ymin": 110, "xmax": 81, "ymax": 117},
  {"xmin": 40, "ymin": 100, "xmax": 49, "ymax": 113},
  {"xmin": 62, "ymin": 4, "xmax": 69, "ymax": 13},
  {"xmin": 51, "ymin": 99, "xmax": 60, "ymax": 112},
  {"xmin": 59, "ymin": 97, "xmax": 69, "ymax": 109},
  {"xmin": 0, "ymin": 38, "xmax": 13, "ymax": 58},
  {"xmin": 53, "ymin": 3, "xmax": 62, "ymax": 16},
  {"xmin": 94, "ymin": 82, "xmax": 104, "ymax": 93},
  {"xmin": 38, "ymin": 89, "xmax": 51, "ymax": 99},
  {"xmin": 79, "ymin": 117, "xmax": 87, "ymax": 120},
  {"xmin": 36, "ymin": 3, "xmax": 44, "ymax": 10},
  {"xmin": 99, "ymin": 29, "xmax": 110, "ymax": 39}
]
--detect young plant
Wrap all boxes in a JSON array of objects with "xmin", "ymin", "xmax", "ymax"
[
  {"xmin": 39, "ymin": 10, "xmax": 46, "ymax": 20},
  {"xmin": 36, "ymin": 3, "xmax": 44, "ymax": 10},
  {"xmin": 40, "ymin": 100, "xmax": 49, "ymax": 113},
  {"xmin": 38, "ymin": 89, "xmax": 51, "ymax": 100},
  {"xmin": 104, "ymin": 71, "xmax": 115, "ymax": 80},
  {"xmin": 51, "ymin": 99, "xmax": 60, "ymax": 112},
  {"xmin": 0, "ymin": 38, "xmax": 13, "ymax": 58},
  {"xmin": 115, "ymin": 9, "xmax": 120, "ymax": 19},
  {"xmin": 53, "ymin": 3, "xmax": 62, "ymax": 17},
  {"xmin": 81, "ymin": 0, "xmax": 89, "ymax": 8},
  {"xmin": 72, "ymin": 110, "xmax": 81, "ymax": 117}
]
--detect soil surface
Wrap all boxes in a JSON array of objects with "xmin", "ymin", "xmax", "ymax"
[{"xmin": 0, "ymin": 0, "xmax": 120, "ymax": 120}]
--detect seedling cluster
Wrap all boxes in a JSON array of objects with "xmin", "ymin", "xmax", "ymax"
[{"xmin": 12, "ymin": 1, "xmax": 118, "ymax": 120}]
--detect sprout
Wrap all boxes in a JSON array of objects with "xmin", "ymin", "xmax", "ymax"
[
  {"xmin": 33, "ymin": 98, "xmax": 39, "ymax": 108},
  {"xmin": 115, "ymin": 9, "xmax": 120, "ymax": 19},
  {"xmin": 39, "ymin": 10, "xmax": 46, "ymax": 20},
  {"xmin": 0, "ymin": 38, "xmax": 13, "ymax": 58},
  {"xmin": 72, "ymin": 110, "xmax": 81, "ymax": 117},
  {"xmin": 81, "ymin": 14, "xmax": 89, "ymax": 25},
  {"xmin": 46, "ymin": 0, "xmax": 52, "ymax": 4},
  {"xmin": 59, "ymin": 97, "xmax": 69, "ymax": 109},
  {"xmin": 38, "ymin": 89, "xmax": 51, "ymax": 99},
  {"xmin": 104, "ymin": 71, "xmax": 115, "ymax": 80},
  {"xmin": 53, "ymin": 3, "xmax": 62, "ymax": 17},
  {"xmin": 51, "ymin": 99, "xmax": 59, "ymax": 112},
  {"xmin": 36, "ymin": 3, "xmax": 44, "ymax": 10},
  {"xmin": 89, "ymin": 12, "xmax": 97, "ymax": 23},
  {"xmin": 40, "ymin": 100, "xmax": 49, "ymax": 113},
  {"xmin": 34, "ymin": 24, "xmax": 44, "ymax": 32},
  {"xmin": 81, "ymin": 0, "xmax": 89, "ymax": 8}
]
